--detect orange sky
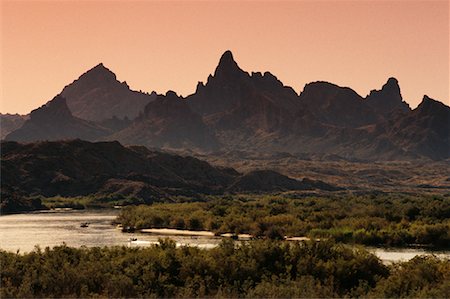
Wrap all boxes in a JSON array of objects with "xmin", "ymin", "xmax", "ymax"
[{"xmin": 1, "ymin": 0, "xmax": 448, "ymax": 114}]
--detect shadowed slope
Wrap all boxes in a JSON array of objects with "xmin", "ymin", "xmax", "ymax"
[
  {"xmin": 5, "ymin": 96, "xmax": 110, "ymax": 142},
  {"xmin": 1, "ymin": 140, "xmax": 339, "ymax": 212},
  {"xmin": 0, "ymin": 113, "xmax": 28, "ymax": 139},
  {"xmin": 109, "ymin": 91, "xmax": 220, "ymax": 151},
  {"xmin": 61, "ymin": 63, "xmax": 156, "ymax": 121}
]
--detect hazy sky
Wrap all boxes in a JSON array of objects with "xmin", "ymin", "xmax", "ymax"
[{"xmin": 1, "ymin": 0, "xmax": 448, "ymax": 114}]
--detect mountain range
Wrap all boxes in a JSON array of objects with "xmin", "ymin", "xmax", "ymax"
[{"xmin": 3, "ymin": 51, "xmax": 449, "ymax": 161}]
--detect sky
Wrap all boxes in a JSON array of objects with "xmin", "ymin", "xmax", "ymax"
[{"xmin": 1, "ymin": 0, "xmax": 448, "ymax": 114}]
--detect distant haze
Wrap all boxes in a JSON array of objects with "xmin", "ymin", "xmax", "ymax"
[{"xmin": 1, "ymin": 0, "xmax": 448, "ymax": 114}]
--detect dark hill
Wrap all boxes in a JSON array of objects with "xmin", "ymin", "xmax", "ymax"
[
  {"xmin": 1, "ymin": 140, "xmax": 339, "ymax": 212},
  {"xmin": 228, "ymin": 170, "xmax": 340, "ymax": 192}
]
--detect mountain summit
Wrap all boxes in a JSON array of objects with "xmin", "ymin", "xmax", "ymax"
[
  {"xmin": 365, "ymin": 77, "xmax": 410, "ymax": 117},
  {"xmin": 75, "ymin": 63, "xmax": 117, "ymax": 85},
  {"xmin": 214, "ymin": 50, "xmax": 245, "ymax": 79},
  {"xmin": 60, "ymin": 63, "xmax": 155, "ymax": 121}
]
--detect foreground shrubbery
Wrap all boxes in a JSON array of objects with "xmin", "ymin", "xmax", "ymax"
[
  {"xmin": 118, "ymin": 193, "xmax": 450, "ymax": 247},
  {"xmin": 1, "ymin": 240, "xmax": 448, "ymax": 298}
]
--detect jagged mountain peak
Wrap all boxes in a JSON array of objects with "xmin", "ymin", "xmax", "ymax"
[
  {"xmin": 385, "ymin": 77, "xmax": 399, "ymax": 86},
  {"xmin": 30, "ymin": 95, "xmax": 72, "ymax": 121},
  {"xmin": 60, "ymin": 63, "xmax": 155, "ymax": 121},
  {"xmin": 213, "ymin": 50, "xmax": 245, "ymax": 79},
  {"xmin": 253, "ymin": 71, "xmax": 283, "ymax": 86},
  {"xmin": 379, "ymin": 77, "xmax": 402, "ymax": 98},
  {"xmin": 78, "ymin": 63, "xmax": 117, "ymax": 84},
  {"xmin": 218, "ymin": 50, "xmax": 235, "ymax": 66},
  {"xmin": 378, "ymin": 77, "xmax": 401, "ymax": 97},
  {"xmin": 365, "ymin": 77, "xmax": 409, "ymax": 115},
  {"xmin": 143, "ymin": 91, "xmax": 190, "ymax": 118},
  {"xmin": 416, "ymin": 95, "xmax": 449, "ymax": 114}
]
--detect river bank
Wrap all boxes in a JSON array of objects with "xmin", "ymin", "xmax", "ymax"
[
  {"xmin": 2, "ymin": 237, "xmax": 449, "ymax": 298},
  {"xmin": 1, "ymin": 209, "xmax": 449, "ymax": 265}
]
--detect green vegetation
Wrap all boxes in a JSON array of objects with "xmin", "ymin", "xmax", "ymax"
[
  {"xmin": 118, "ymin": 193, "xmax": 450, "ymax": 247},
  {"xmin": 1, "ymin": 240, "xmax": 448, "ymax": 298},
  {"xmin": 40, "ymin": 194, "xmax": 146, "ymax": 210},
  {"xmin": 1, "ymin": 193, "xmax": 149, "ymax": 214}
]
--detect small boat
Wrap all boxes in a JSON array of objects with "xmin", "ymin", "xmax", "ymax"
[
  {"xmin": 80, "ymin": 222, "xmax": 89, "ymax": 228},
  {"xmin": 128, "ymin": 237, "xmax": 138, "ymax": 242}
]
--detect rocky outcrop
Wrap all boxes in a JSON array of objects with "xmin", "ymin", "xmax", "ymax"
[
  {"xmin": 365, "ymin": 77, "xmax": 410, "ymax": 117},
  {"xmin": 297, "ymin": 81, "xmax": 377, "ymax": 128}
]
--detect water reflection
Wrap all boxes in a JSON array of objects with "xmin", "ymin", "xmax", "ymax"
[
  {"xmin": 0, "ymin": 210, "xmax": 222, "ymax": 252},
  {"xmin": 0, "ymin": 210, "xmax": 448, "ymax": 264}
]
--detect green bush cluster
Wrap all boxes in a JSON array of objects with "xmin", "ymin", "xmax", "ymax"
[
  {"xmin": 1, "ymin": 240, "xmax": 448, "ymax": 298},
  {"xmin": 118, "ymin": 193, "xmax": 450, "ymax": 247},
  {"xmin": 39, "ymin": 194, "xmax": 147, "ymax": 210}
]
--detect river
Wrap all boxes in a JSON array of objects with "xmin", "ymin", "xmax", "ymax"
[{"xmin": 1, "ymin": 209, "xmax": 448, "ymax": 264}]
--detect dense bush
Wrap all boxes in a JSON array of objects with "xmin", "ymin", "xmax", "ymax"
[
  {"xmin": 1, "ymin": 240, "xmax": 448, "ymax": 298},
  {"xmin": 118, "ymin": 193, "xmax": 450, "ymax": 247},
  {"xmin": 368, "ymin": 255, "xmax": 450, "ymax": 298}
]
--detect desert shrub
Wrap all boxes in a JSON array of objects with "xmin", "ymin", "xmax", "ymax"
[
  {"xmin": 369, "ymin": 256, "xmax": 450, "ymax": 298},
  {"xmin": 0, "ymin": 240, "xmax": 394, "ymax": 298},
  {"xmin": 118, "ymin": 193, "xmax": 450, "ymax": 247}
]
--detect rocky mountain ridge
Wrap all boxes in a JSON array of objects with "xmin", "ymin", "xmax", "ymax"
[{"xmin": 4, "ymin": 51, "xmax": 449, "ymax": 161}]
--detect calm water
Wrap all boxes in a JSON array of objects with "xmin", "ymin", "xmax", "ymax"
[
  {"xmin": 0, "ymin": 210, "xmax": 449, "ymax": 264},
  {"xmin": 0, "ymin": 210, "xmax": 221, "ymax": 252}
]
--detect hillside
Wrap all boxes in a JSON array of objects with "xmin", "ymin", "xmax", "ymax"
[{"xmin": 0, "ymin": 140, "xmax": 339, "ymax": 213}]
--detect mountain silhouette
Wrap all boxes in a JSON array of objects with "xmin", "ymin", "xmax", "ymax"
[
  {"xmin": 376, "ymin": 95, "xmax": 450, "ymax": 160},
  {"xmin": 109, "ymin": 91, "xmax": 220, "ymax": 151},
  {"xmin": 298, "ymin": 81, "xmax": 377, "ymax": 128},
  {"xmin": 365, "ymin": 77, "xmax": 410, "ymax": 118},
  {"xmin": 5, "ymin": 95, "xmax": 110, "ymax": 142},
  {"xmin": 0, "ymin": 113, "xmax": 27, "ymax": 139},
  {"xmin": 60, "ymin": 63, "xmax": 156, "ymax": 121},
  {"xmin": 4, "ymin": 51, "xmax": 449, "ymax": 160}
]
